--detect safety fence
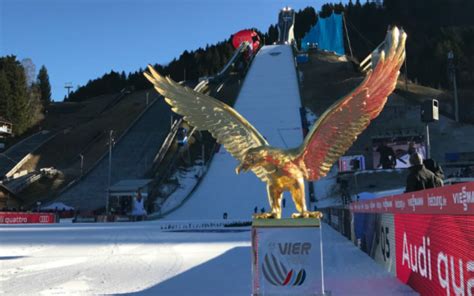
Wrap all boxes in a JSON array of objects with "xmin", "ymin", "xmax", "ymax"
[{"xmin": 324, "ymin": 182, "xmax": 474, "ymax": 296}]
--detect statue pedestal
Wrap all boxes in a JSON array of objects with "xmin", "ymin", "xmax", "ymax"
[{"xmin": 251, "ymin": 218, "xmax": 329, "ymax": 296}]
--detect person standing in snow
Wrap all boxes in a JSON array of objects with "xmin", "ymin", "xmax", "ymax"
[{"xmin": 131, "ymin": 190, "xmax": 147, "ymax": 221}]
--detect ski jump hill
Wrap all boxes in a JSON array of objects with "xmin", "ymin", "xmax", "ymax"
[
  {"xmin": 57, "ymin": 99, "xmax": 171, "ymax": 210},
  {"xmin": 165, "ymin": 44, "xmax": 305, "ymax": 220}
]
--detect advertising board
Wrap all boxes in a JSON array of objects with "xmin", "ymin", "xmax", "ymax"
[
  {"xmin": 395, "ymin": 214, "xmax": 474, "ymax": 296},
  {"xmin": 0, "ymin": 212, "xmax": 57, "ymax": 224},
  {"xmin": 350, "ymin": 182, "xmax": 474, "ymax": 215},
  {"xmin": 372, "ymin": 136, "xmax": 425, "ymax": 169},
  {"xmin": 348, "ymin": 182, "xmax": 474, "ymax": 295}
]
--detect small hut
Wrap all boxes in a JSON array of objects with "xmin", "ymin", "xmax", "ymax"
[{"xmin": 108, "ymin": 179, "xmax": 152, "ymax": 216}]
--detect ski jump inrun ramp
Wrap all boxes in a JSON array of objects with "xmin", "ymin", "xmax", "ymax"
[{"xmin": 165, "ymin": 45, "xmax": 305, "ymax": 220}]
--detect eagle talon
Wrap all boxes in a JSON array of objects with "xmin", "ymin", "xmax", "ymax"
[
  {"xmin": 292, "ymin": 211, "xmax": 323, "ymax": 219},
  {"xmin": 253, "ymin": 212, "xmax": 278, "ymax": 219}
]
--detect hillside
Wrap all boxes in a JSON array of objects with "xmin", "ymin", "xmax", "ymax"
[
  {"xmin": 299, "ymin": 49, "xmax": 474, "ymax": 197},
  {"xmin": 15, "ymin": 89, "xmax": 166, "ymax": 206}
]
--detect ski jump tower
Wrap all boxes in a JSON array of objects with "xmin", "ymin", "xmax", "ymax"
[{"xmin": 278, "ymin": 7, "xmax": 295, "ymax": 44}]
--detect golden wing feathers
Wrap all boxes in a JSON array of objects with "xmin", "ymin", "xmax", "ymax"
[
  {"xmin": 296, "ymin": 27, "xmax": 407, "ymax": 181},
  {"xmin": 144, "ymin": 66, "xmax": 268, "ymax": 163}
]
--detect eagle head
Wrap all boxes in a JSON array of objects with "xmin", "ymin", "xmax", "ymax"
[{"xmin": 235, "ymin": 147, "xmax": 267, "ymax": 174}]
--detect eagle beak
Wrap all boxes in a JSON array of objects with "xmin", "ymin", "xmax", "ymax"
[
  {"xmin": 236, "ymin": 162, "xmax": 250, "ymax": 174},
  {"xmin": 236, "ymin": 163, "xmax": 243, "ymax": 174}
]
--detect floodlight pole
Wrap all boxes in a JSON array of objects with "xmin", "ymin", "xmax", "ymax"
[
  {"xmin": 65, "ymin": 82, "xmax": 73, "ymax": 97},
  {"xmin": 448, "ymin": 51, "xmax": 459, "ymax": 122},
  {"xmin": 453, "ymin": 74, "xmax": 459, "ymax": 122},
  {"xmin": 107, "ymin": 130, "xmax": 114, "ymax": 215},
  {"xmin": 342, "ymin": 12, "xmax": 353, "ymax": 59},
  {"xmin": 425, "ymin": 123, "xmax": 431, "ymax": 159},
  {"xmin": 79, "ymin": 154, "xmax": 84, "ymax": 176},
  {"xmin": 404, "ymin": 53, "xmax": 408, "ymax": 91}
]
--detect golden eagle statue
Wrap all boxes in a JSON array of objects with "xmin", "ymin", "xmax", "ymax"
[{"xmin": 144, "ymin": 27, "xmax": 406, "ymax": 219}]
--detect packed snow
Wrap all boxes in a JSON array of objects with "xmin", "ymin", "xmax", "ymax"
[
  {"xmin": 153, "ymin": 164, "xmax": 205, "ymax": 217},
  {"xmin": 0, "ymin": 221, "xmax": 416, "ymax": 295}
]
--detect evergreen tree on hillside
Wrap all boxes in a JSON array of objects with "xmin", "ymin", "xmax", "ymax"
[
  {"xmin": 68, "ymin": 70, "xmax": 128, "ymax": 101},
  {"xmin": 21, "ymin": 58, "xmax": 36, "ymax": 87},
  {"xmin": 37, "ymin": 65, "xmax": 52, "ymax": 105},
  {"xmin": 0, "ymin": 71, "xmax": 12, "ymax": 120},
  {"xmin": 294, "ymin": 7, "xmax": 318, "ymax": 46},
  {"xmin": 265, "ymin": 25, "xmax": 279, "ymax": 45},
  {"xmin": 27, "ymin": 83, "xmax": 44, "ymax": 126},
  {"xmin": 0, "ymin": 56, "xmax": 30, "ymax": 135},
  {"xmin": 65, "ymin": 0, "xmax": 474, "ymax": 102}
]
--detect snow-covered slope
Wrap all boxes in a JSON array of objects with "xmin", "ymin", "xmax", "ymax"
[
  {"xmin": 0, "ymin": 222, "xmax": 416, "ymax": 295},
  {"xmin": 165, "ymin": 45, "xmax": 305, "ymax": 220},
  {"xmin": 0, "ymin": 45, "xmax": 416, "ymax": 295}
]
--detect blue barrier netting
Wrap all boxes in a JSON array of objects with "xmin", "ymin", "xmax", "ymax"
[{"xmin": 301, "ymin": 13, "xmax": 345, "ymax": 56}]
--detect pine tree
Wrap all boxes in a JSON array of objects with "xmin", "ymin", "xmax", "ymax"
[
  {"xmin": 37, "ymin": 65, "xmax": 52, "ymax": 105},
  {"xmin": 0, "ymin": 56, "xmax": 30, "ymax": 135},
  {"xmin": 21, "ymin": 58, "xmax": 36, "ymax": 87},
  {"xmin": 27, "ymin": 83, "xmax": 44, "ymax": 126},
  {"xmin": 295, "ymin": 7, "xmax": 318, "ymax": 48},
  {"xmin": 0, "ymin": 71, "xmax": 12, "ymax": 120}
]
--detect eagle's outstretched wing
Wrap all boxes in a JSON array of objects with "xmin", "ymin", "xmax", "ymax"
[
  {"xmin": 296, "ymin": 27, "xmax": 407, "ymax": 181},
  {"xmin": 144, "ymin": 66, "xmax": 269, "ymax": 170}
]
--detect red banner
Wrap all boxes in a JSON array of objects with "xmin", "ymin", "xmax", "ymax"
[
  {"xmin": 395, "ymin": 214, "xmax": 474, "ymax": 296},
  {"xmin": 350, "ymin": 182, "xmax": 474, "ymax": 215},
  {"xmin": 0, "ymin": 212, "xmax": 57, "ymax": 224}
]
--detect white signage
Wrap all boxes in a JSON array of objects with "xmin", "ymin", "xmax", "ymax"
[{"xmin": 252, "ymin": 220, "xmax": 323, "ymax": 295}]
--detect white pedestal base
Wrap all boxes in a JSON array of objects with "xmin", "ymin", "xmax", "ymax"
[{"xmin": 251, "ymin": 219, "xmax": 328, "ymax": 296}]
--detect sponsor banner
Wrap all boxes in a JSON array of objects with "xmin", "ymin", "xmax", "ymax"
[
  {"xmin": 252, "ymin": 223, "xmax": 322, "ymax": 295},
  {"xmin": 352, "ymin": 213, "xmax": 396, "ymax": 275},
  {"xmin": 395, "ymin": 214, "xmax": 474, "ymax": 296},
  {"xmin": 0, "ymin": 212, "xmax": 56, "ymax": 224},
  {"xmin": 372, "ymin": 214, "xmax": 396, "ymax": 275},
  {"xmin": 350, "ymin": 182, "xmax": 474, "ymax": 215}
]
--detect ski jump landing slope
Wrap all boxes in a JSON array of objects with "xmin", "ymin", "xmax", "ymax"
[
  {"xmin": 166, "ymin": 45, "xmax": 305, "ymax": 220},
  {"xmin": 58, "ymin": 99, "xmax": 171, "ymax": 210}
]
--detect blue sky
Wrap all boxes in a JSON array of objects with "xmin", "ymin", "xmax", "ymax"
[{"xmin": 1, "ymin": 0, "xmax": 347, "ymax": 100}]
